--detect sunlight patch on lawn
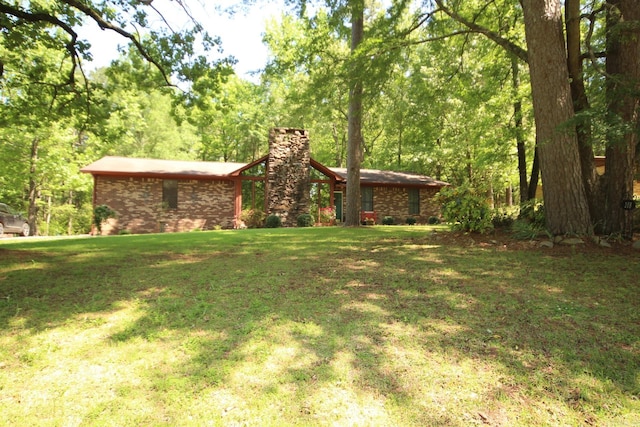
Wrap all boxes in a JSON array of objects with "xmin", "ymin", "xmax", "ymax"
[
  {"xmin": 306, "ymin": 385, "xmax": 390, "ymax": 425},
  {"xmin": 0, "ymin": 300, "xmax": 167, "ymax": 425},
  {"xmin": 342, "ymin": 300, "xmax": 390, "ymax": 317},
  {"xmin": 348, "ymin": 259, "xmax": 380, "ymax": 270},
  {"xmin": 231, "ymin": 320, "xmax": 324, "ymax": 388}
]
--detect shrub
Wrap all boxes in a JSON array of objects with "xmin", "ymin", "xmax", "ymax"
[
  {"xmin": 511, "ymin": 218, "xmax": 550, "ymax": 240},
  {"xmin": 518, "ymin": 199, "xmax": 545, "ymax": 227},
  {"xmin": 511, "ymin": 199, "xmax": 549, "ymax": 239},
  {"xmin": 427, "ymin": 216, "xmax": 439, "ymax": 225},
  {"xmin": 297, "ymin": 213, "xmax": 314, "ymax": 227},
  {"xmin": 406, "ymin": 217, "xmax": 417, "ymax": 225},
  {"xmin": 93, "ymin": 204, "xmax": 116, "ymax": 233},
  {"xmin": 634, "ymin": 196, "xmax": 640, "ymax": 232},
  {"xmin": 382, "ymin": 216, "xmax": 395, "ymax": 225},
  {"xmin": 240, "ymin": 209, "xmax": 266, "ymax": 228},
  {"xmin": 436, "ymin": 186, "xmax": 493, "ymax": 233},
  {"xmin": 265, "ymin": 214, "xmax": 282, "ymax": 228},
  {"xmin": 491, "ymin": 208, "xmax": 516, "ymax": 228},
  {"xmin": 318, "ymin": 207, "xmax": 336, "ymax": 224}
]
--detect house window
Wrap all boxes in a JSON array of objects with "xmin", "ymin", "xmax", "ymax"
[
  {"xmin": 408, "ymin": 188, "xmax": 420, "ymax": 215},
  {"xmin": 361, "ymin": 187, "xmax": 373, "ymax": 211},
  {"xmin": 163, "ymin": 179, "xmax": 178, "ymax": 209}
]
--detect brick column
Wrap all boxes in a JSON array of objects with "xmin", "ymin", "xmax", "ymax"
[{"xmin": 267, "ymin": 128, "xmax": 311, "ymax": 226}]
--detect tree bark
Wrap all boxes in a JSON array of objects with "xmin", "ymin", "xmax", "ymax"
[
  {"xmin": 602, "ymin": 0, "xmax": 640, "ymax": 237},
  {"xmin": 527, "ymin": 145, "xmax": 541, "ymax": 200},
  {"xmin": 521, "ymin": 0, "xmax": 591, "ymax": 235},
  {"xmin": 511, "ymin": 56, "xmax": 529, "ymax": 202},
  {"xmin": 28, "ymin": 137, "xmax": 39, "ymax": 236},
  {"xmin": 566, "ymin": 0, "xmax": 604, "ymax": 229},
  {"xmin": 344, "ymin": 0, "xmax": 365, "ymax": 226}
]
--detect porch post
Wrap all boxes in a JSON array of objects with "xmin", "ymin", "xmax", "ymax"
[{"xmin": 233, "ymin": 178, "xmax": 242, "ymax": 228}]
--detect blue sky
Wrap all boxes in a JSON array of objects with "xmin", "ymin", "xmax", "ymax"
[{"xmin": 77, "ymin": 1, "xmax": 285, "ymax": 81}]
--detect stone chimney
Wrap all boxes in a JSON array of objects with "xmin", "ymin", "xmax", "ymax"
[{"xmin": 267, "ymin": 128, "xmax": 311, "ymax": 226}]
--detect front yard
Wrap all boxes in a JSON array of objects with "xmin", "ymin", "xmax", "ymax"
[{"xmin": 0, "ymin": 226, "xmax": 638, "ymax": 426}]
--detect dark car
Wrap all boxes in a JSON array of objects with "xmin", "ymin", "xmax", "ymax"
[{"xmin": 0, "ymin": 203, "xmax": 30, "ymax": 237}]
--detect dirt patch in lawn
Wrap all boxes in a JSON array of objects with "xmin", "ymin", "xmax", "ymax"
[{"xmin": 425, "ymin": 228, "xmax": 640, "ymax": 256}]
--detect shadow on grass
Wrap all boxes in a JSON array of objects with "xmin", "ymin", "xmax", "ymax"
[{"xmin": 1, "ymin": 228, "xmax": 638, "ymax": 425}]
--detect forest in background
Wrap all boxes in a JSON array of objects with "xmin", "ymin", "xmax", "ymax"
[{"xmin": 0, "ymin": 0, "xmax": 637, "ymax": 236}]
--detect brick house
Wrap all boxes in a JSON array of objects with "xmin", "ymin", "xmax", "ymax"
[{"xmin": 81, "ymin": 128, "xmax": 449, "ymax": 234}]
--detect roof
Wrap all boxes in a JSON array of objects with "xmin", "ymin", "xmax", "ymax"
[
  {"xmin": 81, "ymin": 156, "xmax": 247, "ymax": 179},
  {"xmin": 329, "ymin": 168, "xmax": 449, "ymax": 188},
  {"xmin": 81, "ymin": 156, "xmax": 449, "ymax": 187}
]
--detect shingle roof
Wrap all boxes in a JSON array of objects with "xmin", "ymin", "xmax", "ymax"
[
  {"xmin": 329, "ymin": 168, "xmax": 448, "ymax": 187},
  {"xmin": 81, "ymin": 156, "xmax": 246, "ymax": 178},
  {"xmin": 81, "ymin": 156, "xmax": 449, "ymax": 187}
]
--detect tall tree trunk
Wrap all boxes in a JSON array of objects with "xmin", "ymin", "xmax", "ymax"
[
  {"xmin": 566, "ymin": 0, "xmax": 604, "ymax": 229},
  {"xmin": 511, "ymin": 56, "xmax": 529, "ymax": 202},
  {"xmin": 602, "ymin": 0, "xmax": 640, "ymax": 237},
  {"xmin": 521, "ymin": 0, "xmax": 591, "ymax": 235},
  {"xmin": 332, "ymin": 123, "xmax": 344, "ymax": 167},
  {"xmin": 344, "ymin": 0, "xmax": 364, "ymax": 226},
  {"xmin": 67, "ymin": 190, "xmax": 74, "ymax": 235},
  {"xmin": 397, "ymin": 119, "xmax": 403, "ymax": 169},
  {"xmin": 527, "ymin": 145, "xmax": 541, "ymax": 200},
  {"xmin": 28, "ymin": 137, "xmax": 39, "ymax": 236}
]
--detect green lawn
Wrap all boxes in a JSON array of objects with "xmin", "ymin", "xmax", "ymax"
[{"xmin": 0, "ymin": 227, "xmax": 638, "ymax": 426}]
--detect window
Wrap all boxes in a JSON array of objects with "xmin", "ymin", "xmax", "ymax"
[
  {"xmin": 163, "ymin": 179, "xmax": 178, "ymax": 209},
  {"xmin": 361, "ymin": 187, "xmax": 373, "ymax": 211},
  {"xmin": 408, "ymin": 188, "xmax": 420, "ymax": 215}
]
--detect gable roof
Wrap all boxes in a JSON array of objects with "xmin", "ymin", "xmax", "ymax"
[
  {"xmin": 81, "ymin": 156, "xmax": 247, "ymax": 179},
  {"xmin": 81, "ymin": 156, "xmax": 449, "ymax": 188},
  {"xmin": 329, "ymin": 168, "xmax": 449, "ymax": 188}
]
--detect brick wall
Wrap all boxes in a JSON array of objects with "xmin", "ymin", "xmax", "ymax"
[
  {"xmin": 94, "ymin": 176, "xmax": 236, "ymax": 235},
  {"xmin": 369, "ymin": 186, "xmax": 442, "ymax": 224}
]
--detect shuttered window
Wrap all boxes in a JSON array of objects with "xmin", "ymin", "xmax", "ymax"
[
  {"xmin": 163, "ymin": 179, "xmax": 178, "ymax": 209},
  {"xmin": 408, "ymin": 188, "xmax": 420, "ymax": 215}
]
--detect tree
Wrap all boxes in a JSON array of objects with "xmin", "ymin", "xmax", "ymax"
[
  {"xmin": 430, "ymin": 0, "xmax": 639, "ymax": 236},
  {"xmin": 1, "ymin": 1, "xmax": 235, "ymax": 234},
  {"xmin": 521, "ymin": 0, "xmax": 591, "ymax": 234},
  {"xmin": 0, "ymin": 1, "xmax": 227, "ymax": 89},
  {"xmin": 344, "ymin": 0, "xmax": 364, "ymax": 226},
  {"xmin": 0, "ymin": 40, "xmax": 90, "ymax": 235},
  {"xmin": 600, "ymin": 0, "xmax": 640, "ymax": 237}
]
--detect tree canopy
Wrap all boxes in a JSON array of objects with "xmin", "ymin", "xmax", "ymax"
[{"xmin": 1, "ymin": 0, "xmax": 638, "ymax": 237}]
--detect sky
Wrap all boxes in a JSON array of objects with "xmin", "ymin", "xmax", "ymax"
[{"xmin": 77, "ymin": 0, "xmax": 286, "ymax": 81}]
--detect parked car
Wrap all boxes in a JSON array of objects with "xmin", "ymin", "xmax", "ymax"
[{"xmin": 0, "ymin": 203, "xmax": 30, "ymax": 236}]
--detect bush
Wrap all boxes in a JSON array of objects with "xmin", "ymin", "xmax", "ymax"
[
  {"xmin": 382, "ymin": 216, "xmax": 395, "ymax": 225},
  {"xmin": 297, "ymin": 213, "xmax": 314, "ymax": 227},
  {"xmin": 265, "ymin": 214, "xmax": 282, "ymax": 228},
  {"xmin": 436, "ymin": 186, "xmax": 493, "ymax": 233},
  {"xmin": 240, "ymin": 209, "xmax": 266, "ymax": 228},
  {"xmin": 406, "ymin": 217, "xmax": 417, "ymax": 225},
  {"xmin": 491, "ymin": 207, "xmax": 516, "ymax": 228},
  {"xmin": 93, "ymin": 204, "xmax": 116, "ymax": 233},
  {"xmin": 318, "ymin": 207, "xmax": 336, "ymax": 224},
  {"xmin": 427, "ymin": 216, "xmax": 440, "ymax": 225},
  {"xmin": 510, "ymin": 199, "xmax": 549, "ymax": 239},
  {"xmin": 518, "ymin": 199, "xmax": 545, "ymax": 227},
  {"xmin": 634, "ymin": 197, "xmax": 640, "ymax": 232},
  {"xmin": 511, "ymin": 218, "xmax": 550, "ymax": 240}
]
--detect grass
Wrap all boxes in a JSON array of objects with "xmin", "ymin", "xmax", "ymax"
[{"xmin": 0, "ymin": 226, "xmax": 638, "ymax": 426}]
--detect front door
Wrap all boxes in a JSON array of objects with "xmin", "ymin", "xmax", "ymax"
[{"xmin": 333, "ymin": 192, "xmax": 343, "ymax": 222}]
